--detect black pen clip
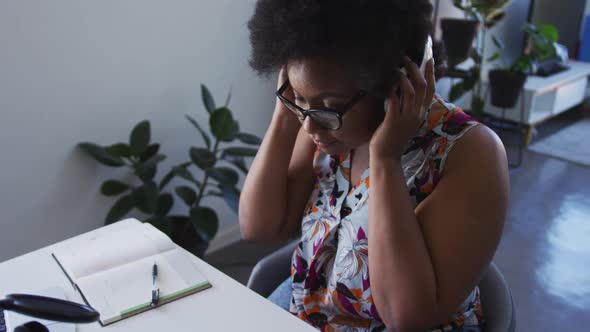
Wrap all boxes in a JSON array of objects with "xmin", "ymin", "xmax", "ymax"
[
  {"xmin": 151, "ymin": 289, "xmax": 159, "ymax": 307},
  {"xmin": 151, "ymin": 263, "xmax": 159, "ymax": 307}
]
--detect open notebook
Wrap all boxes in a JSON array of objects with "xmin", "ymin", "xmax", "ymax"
[{"xmin": 51, "ymin": 219, "xmax": 211, "ymax": 326}]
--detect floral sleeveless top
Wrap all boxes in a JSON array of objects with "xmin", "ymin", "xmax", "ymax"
[{"xmin": 289, "ymin": 94, "xmax": 485, "ymax": 331}]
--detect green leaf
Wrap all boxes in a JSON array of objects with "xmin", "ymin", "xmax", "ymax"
[
  {"xmin": 223, "ymin": 147, "xmax": 258, "ymax": 157},
  {"xmin": 471, "ymin": 95, "xmax": 485, "ymax": 116},
  {"xmin": 470, "ymin": 52, "xmax": 482, "ymax": 66},
  {"xmin": 176, "ymin": 186, "xmax": 197, "ymax": 206},
  {"xmin": 135, "ymin": 163, "xmax": 156, "ymax": 182},
  {"xmin": 190, "ymin": 147, "xmax": 216, "ymax": 170},
  {"xmin": 185, "ymin": 115, "xmax": 211, "ymax": 149},
  {"xmin": 449, "ymin": 82, "xmax": 466, "ymax": 102},
  {"xmin": 78, "ymin": 143, "xmax": 125, "ymax": 167},
  {"xmin": 488, "ymin": 0, "xmax": 511, "ymax": 12},
  {"xmin": 222, "ymin": 154, "xmax": 248, "ymax": 174},
  {"xmin": 136, "ymin": 154, "xmax": 166, "ymax": 182},
  {"xmin": 491, "ymin": 34, "xmax": 504, "ymax": 50},
  {"xmin": 523, "ymin": 23, "xmax": 539, "ymax": 36},
  {"xmin": 140, "ymin": 144, "xmax": 160, "ymax": 162},
  {"xmin": 236, "ymin": 133, "xmax": 262, "ymax": 145},
  {"xmin": 190, "ymin": 206, "xmax": 219, "ymax": 241},
  {"xmin": 539, "ymin": 24, "xmax": 559, "ymax": 43},
  {"xmin": 452, "ymin": 0, "xmax": 466, "ymax": 10},
  {"xmin": 485, "ymin": 11, "xmax": 505, "ymax": 29},
  {"xmin": 206, "ymin": 167, "xmax": 239, "ymax": 187},
  {"xmin": 201, "ymin": 84, "xmax": 216, "ymax": 114},
  {"xmin": 145, "ymin": 216, "xmax": 170, "ymax": 235},
  {"xmin": 219, "ymin": 185, "xmax": 240, "ymax": 214},
  {"xmin": 132, "ymin": 182, "xmax": 158, "ymax": 214},
  {"xmin": 233, "ymin": 120, "xmax": 240, "ymax": 136},
  {"xmin": 206, "ymin": 190, "xmax": 223, "ymax": 197},
  {"xmin": 486, "ymin": 52, "xmax": 501, "ymax": 63},
  {"xmin": 155, "ymin": 193, "xmax": 173, "ymax": 217},
  {"xmin": 105, "ymin": 195, "xmax": 134, "ymax": 224},
  {"xmin": 130, "ymin": 120, "xmax": 151, "ymax": 155},
  {"xmin": 511, "ymin": 56, "xmax": 532, "ymax": 73},
  {"xmin": 105, "ymin": 143, "xmax": 133, "ymax": 158},
  {"xmin": 173, "ymin": 166, "xmax": 202, "ymax": 187},
  {"xmin": 159, "ymin": 168, "xmax": 176, "ymax": 191},
  {"xmin": 464, "ymin": 67, "xmax": 480, "ymax": 89},
  {"xmin": 224, "ymin": 87, "xmax": 232, "ymax": 108},
  {"xmin": 210, "ymin": 107, "xmax": 238, "ymax": 142},
  {"xmin": 143, "ymin": 153, "xmax": 166, "ymax": 166},
  {"xmin": 101, "ymin": 180, "xmax": 130, "ymax": 196}
]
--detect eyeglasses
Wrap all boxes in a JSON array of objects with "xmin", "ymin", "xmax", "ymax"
[{"xmin": 275, "ymin": 80, "xmax": 367, "ymax": 130}]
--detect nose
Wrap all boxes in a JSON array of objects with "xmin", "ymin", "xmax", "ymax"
[{"xmin": 301, "ymin": 116, "xmax": 323, "ymax": 135}]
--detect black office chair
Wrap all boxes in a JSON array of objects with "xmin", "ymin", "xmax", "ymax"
[{"xmin": 247, "ymin": 241, "xmax": 515, "ymax": 332}]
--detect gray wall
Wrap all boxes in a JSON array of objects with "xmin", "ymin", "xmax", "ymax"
[
  {"xmin": 0, "ymin": 0, "xmax": 537, "ymax": 262},
  {"xmin": 529, "ymin": 0, "xmax": 588, "ymax": 57},
  {"xmin": 0, "ymin": 0, "xmax": 275, "ymax": 262}
]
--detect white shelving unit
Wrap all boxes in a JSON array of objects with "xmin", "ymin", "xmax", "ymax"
[{"xmin": 455, "ymin": 60, "xmax": 590, "ymax": 144}]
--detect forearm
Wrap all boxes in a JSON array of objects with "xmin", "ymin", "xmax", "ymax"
[
  {"xmin": 239, "ymin": 106, "xmax": 301, "ymax": 241},
  {"xmin": 368, "ymin": 158, "xmax": 439, "ymax": 331}
]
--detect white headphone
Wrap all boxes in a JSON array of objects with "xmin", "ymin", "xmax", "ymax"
[{"xmin": 401, "ymin": 35, "xmax": 433, "ymax": 76}]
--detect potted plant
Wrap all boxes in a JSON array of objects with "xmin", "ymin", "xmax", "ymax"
[
  {"xmin": 78, "ymin": 85, "xmax": 261, "ymax": 257},
  {"xmin": 487, "ymin": 23, "xmax": 559, "ymax": 108},
  {"xmin": 521, "ymin": 23, "xmax": 560, "ymax": 76},
  {"xmin": 487, "ymin": 35, "xmax": 528, "ymax": 108},
  {"xmin": 444, "ymin": 0, "xmax": 512, "ymax": 117}
]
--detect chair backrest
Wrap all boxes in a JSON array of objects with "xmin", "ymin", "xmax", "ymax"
[
  {"xmin": 478, "ymin": 262, "xmax": 516, "ymax": 332},
  {"xmin": 248, "ymin": 242, "xmax": 515, "ymax": 332},
  {"xmin": 247, "ymin": 240, "xmax": 298, "ymax": 298}
]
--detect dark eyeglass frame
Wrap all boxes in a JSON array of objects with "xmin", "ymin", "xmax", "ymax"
[{"xmin": 275, "ymin": 79, "xmax": 367, "ymax": 130}]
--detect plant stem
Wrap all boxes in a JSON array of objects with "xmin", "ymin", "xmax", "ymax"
[
  {"xmin": 472, "ymin": 16, "xmax": 488, "ymax": 115},
  {"xmin": 196, "ymin": 139, "xmax": 219, "ymax": 208},
  {"xmin": 184, "ymin": 139, "xmax": 220, "ymax": 238}
]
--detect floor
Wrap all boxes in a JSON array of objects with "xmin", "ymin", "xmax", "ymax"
[{"xmin": 205, "ymin": 104, "xmax": 590, "ymax": 331}]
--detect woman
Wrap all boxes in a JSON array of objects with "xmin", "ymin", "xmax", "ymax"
[{"xmin": 239, "ymin": 0, "xmax": 509, "ymax": 331}]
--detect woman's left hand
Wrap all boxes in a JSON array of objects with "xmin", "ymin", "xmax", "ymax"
[{"xmin": 369, "ymin": 56, "xmax": 436, "ymax": 162}]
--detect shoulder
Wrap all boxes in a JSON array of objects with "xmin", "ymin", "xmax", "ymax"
[
  {"xmin": 425, "ymin": 95, "xmax": 481, "ymax": 138},
  {"xmin": 425, "ymin": 96, "xmax": 503, "ymax": 174},
  {"xmin": 444, "ymin": 122, "xmax": 508, "ymax": 179},
  {"xmin": 427, "ymin": 97, "xmax": 507, "ymax": 182}
]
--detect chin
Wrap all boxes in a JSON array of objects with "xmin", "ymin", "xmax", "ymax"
[{"xmin": 316, "ymin": 142, "xmax": 347, "ymax": 155}]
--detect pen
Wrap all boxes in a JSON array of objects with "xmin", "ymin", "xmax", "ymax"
[{"xmin": 151, "ymin": 262, "xmax": 159, "ymax": 307}]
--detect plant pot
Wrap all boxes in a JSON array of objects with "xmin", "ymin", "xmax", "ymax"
[
  {"xmin": 488, "ymin": 69, "xmax": 528, "ymax": 108},
  {"xmin": 168, "ymin": 216, "xmax": 209, "ymax": 258},
  {"xmin": 440, "ymin": 18, "xmax": 480, "ymax": 68}
]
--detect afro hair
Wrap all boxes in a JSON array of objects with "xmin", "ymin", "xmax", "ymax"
[{"xmin": 247, "ymin": 0, "xmax": 445, "ymax": 98}]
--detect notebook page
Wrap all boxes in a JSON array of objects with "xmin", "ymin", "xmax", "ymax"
[
  {"xmin": 76, "ymin": 248, "xmax": 209, "ymax": 323},
  {"xmin": 53, "ymin": 222, "xmax": 175, "ymax": 280}
]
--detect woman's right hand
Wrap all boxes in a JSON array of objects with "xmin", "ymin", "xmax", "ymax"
[
  {"xmin": 274, "ymin": 65, "xmax": 300, "ymax": 126},
  {"xmin": 277, "ymin": 65, "xmax": 292, "ymax": 95}
]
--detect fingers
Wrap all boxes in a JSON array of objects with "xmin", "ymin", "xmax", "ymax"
[
  {"xmin": 277, "ymin": 65, "xmax": 295, "ymax": 99},
  {"xmin": 385, "ymin": 83, "xmax": 399, "ymax": 114},
  {"xmin": 424, "ymin": 58, "xmax": 436, "ymax": 110},
  {"xmin": 402, "ymin": 56, "xmax": 427, "ymax": 109},
  {"xmin": 277, "ymin": 65, "xmax": 288, "ymax": 89},
  {"xmin": 399, "ymin": 74, "xmax": 415, "ymax": 115}
]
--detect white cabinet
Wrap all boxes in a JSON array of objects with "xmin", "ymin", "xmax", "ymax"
[{"xmin": 456, "ymin": 60, "xmax": 590, "ymax": 127}]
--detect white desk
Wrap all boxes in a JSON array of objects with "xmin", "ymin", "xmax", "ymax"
[{"xmin": 0, "ymin": 221, "xmax": 315, "ymax": 331}]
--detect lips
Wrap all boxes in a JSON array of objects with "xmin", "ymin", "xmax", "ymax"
[{"xmin": 313, "ymin": 140, "xmax": 335, "ymax": 147}]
